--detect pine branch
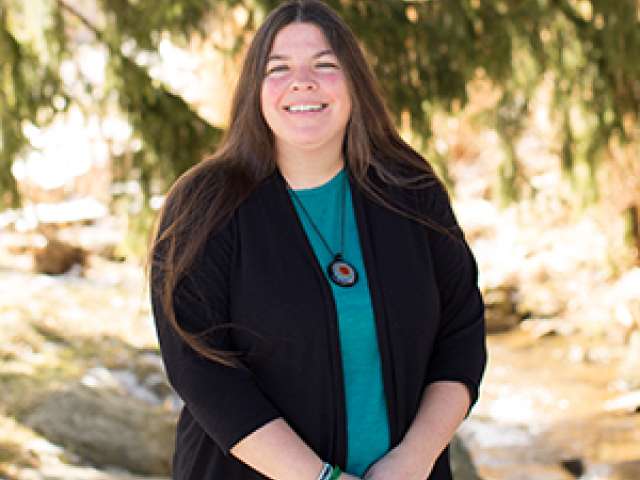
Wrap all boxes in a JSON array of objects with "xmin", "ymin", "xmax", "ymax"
[
  {"xmin": 550, "ymin": 0, "xmax": 590, "ymax": 31},
  {"xmin": 54, "ymin": 0, "xmax": 223, "ymax": 150},
  {"xmin": 55, "ymin": 0, "xmax": 107, "ymax": 44}
]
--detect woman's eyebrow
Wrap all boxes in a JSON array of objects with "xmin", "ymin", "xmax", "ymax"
[{"xmin": 267, "ymin": 49, "xmax": 335, "ymax": 62}]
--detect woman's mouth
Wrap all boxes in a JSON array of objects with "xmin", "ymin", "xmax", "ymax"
[{"xmin": 283, "ymin": 103, "xmax": 329, "ymax": 113}]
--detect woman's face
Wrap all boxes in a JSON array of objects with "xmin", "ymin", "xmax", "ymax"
[{"xmin": 260, "ymin": 22, "xmax": 352, "ymax": 155}]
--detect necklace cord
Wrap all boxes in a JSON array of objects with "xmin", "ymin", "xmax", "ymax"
[
  {"xmin": 287, "ymin": 172, "xmax": 346, "ymax": 260},
  {"xmin": 286, "ymin": 170, "xmax": 358, "ymax": 287}
]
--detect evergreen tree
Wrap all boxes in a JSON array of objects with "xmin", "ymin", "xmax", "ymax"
[{"xmin": 1, "ymin": 0, "xmax": 638, "ymax": 209}]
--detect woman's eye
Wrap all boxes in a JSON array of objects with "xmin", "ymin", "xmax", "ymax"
[
  {"xmin": 316, "ymin": 62, "xmax": 339, "ymax": 70},
  {"xmin": 266, "ymin": 65, "xmax": 289, "ymax": 75}
]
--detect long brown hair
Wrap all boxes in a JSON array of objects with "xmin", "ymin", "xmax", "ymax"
[{"xmin": 146, "ymin": 0, "xmax": 460, "ymax": 367}]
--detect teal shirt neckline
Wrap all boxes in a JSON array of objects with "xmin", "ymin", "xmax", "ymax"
[
  {"xmin": 286, "ymin": 166, "xmax": 346, "ymax": 195},
  {"xmin": 287, "ymin": 167, "xmax": 390, "ymax": 476}
]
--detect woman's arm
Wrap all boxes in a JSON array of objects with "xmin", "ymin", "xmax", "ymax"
[
  {"xmin": 362, "ymin": 381, "xmax": 469, "ymax": 479},
  {"xmin": 230, "ymin": 418, "xmax": 359, "ymax": 480},
  {"xmin": 230, "ymin": 417, "xmax": 323, "ymax": 479},
  {"xmin": 399, "ymin": 381, "xmax": 470, "ymax": 472}
]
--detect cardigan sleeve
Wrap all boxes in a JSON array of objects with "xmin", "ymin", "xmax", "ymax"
[
  {"xmin": 150, "ymin": 203, "xmax": 281, "ymax": 456},
  {"xmin": 422, "ymin": 183, "xmax": 487, "ymax": 416}
]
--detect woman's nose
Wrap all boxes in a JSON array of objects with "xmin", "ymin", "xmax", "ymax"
[
  {"xmin": 292, "ymin": 81, "xmax": 315, "ymax": 91},
  {"xmin": 290, "ymin": 70, "xmax": 317, "ymax": 91}
]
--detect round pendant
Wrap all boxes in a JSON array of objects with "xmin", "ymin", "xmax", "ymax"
[{"xmin": 328, "ymin": 257, "xmax": 358, "ymax": 287}]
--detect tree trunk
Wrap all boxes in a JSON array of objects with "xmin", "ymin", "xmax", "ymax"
[{"xmin": 623, "ymin": 204, "xmax": 640, "ymax": 265}]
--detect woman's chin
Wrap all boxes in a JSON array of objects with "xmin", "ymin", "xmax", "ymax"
[{"xmin": 280, "ymin": 136, "xmax": 336, "ymax": 152}]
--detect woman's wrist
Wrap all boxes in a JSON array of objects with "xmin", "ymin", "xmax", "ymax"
[
  {"xmin": 316, "ymin": 463, "xmax": 331, "ymax": 480},
  {"xmin": 316, "ymin": 462, "xmax": 343, "ymax": 480},
  {"xmin": 396, "ymin": 437, "xmax": 436, "ymax": 476}
]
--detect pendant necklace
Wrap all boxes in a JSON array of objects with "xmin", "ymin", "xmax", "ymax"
[{"xmin": 287, "ymin": 170, "xmax": 359, "ymax": 288}]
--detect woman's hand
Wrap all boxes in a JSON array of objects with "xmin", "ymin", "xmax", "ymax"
[
  {"xmin": 339, "ymin": 474, "xmax": 361, "ymax": 480},
  {"xmin": 362, "ymin": 443, "xmax": 433, "ymax": 480}
]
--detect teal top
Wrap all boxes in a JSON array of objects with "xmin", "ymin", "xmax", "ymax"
[{"xmin": 286, "ymin": 167, "xmax": 390, "ymax": 476}]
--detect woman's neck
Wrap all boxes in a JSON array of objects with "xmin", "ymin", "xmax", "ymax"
[{"xmin": 276, "ymin": 144, "xmax": 345, "ymax": 190}]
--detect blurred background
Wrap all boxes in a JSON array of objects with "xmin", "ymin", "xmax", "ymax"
[{"xmin": 0, "ymin": 0, "xmax": 639, "ymax": 479}]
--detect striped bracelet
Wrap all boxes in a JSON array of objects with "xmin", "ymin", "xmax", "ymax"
[
  {"xmin": 317, "ymin": 463, "xmax": 332, "ymax": 480},
  {"xmin": 317, "ymin": 463, "xmax": 342, "ymax": 480}
]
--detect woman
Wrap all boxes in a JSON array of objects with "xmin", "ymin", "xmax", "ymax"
[{"xmin": 148, "ymin": 1, "xmax": 487, "ymax": 479}]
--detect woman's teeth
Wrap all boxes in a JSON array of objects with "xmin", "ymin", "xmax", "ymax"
[{"xmin": 285, "ymin": 103, "xmax": 328, "ymax": 112}]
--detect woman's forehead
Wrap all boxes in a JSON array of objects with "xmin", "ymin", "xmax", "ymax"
[{"xmin": 268, "ymin": 22, "xmax": 334, "ymax": 59}]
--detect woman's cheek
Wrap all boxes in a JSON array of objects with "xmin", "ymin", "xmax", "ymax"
[
  {"xmin": 262, "ymin": 76, "xmax": 289, "ymax": 97},
  {"xmin": 317, "ymin": 71, "xmax": 347, "ymax": 90},
  {"xmin": 318, "ymin": 71, "xmax": 343, "ymax": 83}
]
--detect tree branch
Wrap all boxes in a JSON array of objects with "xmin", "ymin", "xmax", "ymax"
[
  {"xmin": 550, "ymin": 0, "xmax": 590, "ymax": 31},
  {"xmin": 55, "ymin": 0, "xmax": 107, "ymax": 44}
]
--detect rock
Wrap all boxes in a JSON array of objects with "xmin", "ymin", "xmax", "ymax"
[
  {"xmin": 606, "ymin": 460, "xmax": 640, "ymax": 480},
  {"xmin": 483, "ymin": 284, "xmax": 522, "ymax": 333},
  {"xmin": 24, "ymin": 383, "xmax": 176, "ymax": 475},
  {"xmin": 519, "ymin": 318, "xmax": 577, "ymax": 339},
  {"xmin": 603, "ymin": 390, "xmax": 640, "ymax": 414},
  {"xmin": 450, "ymin": 434, "xmax": 483, "ymax": 480},
  {"xmin": 567, "ymin": 344, "xmax": 587, "ymax": 363},
  {"xmin": 560, "ymin": 457, "xmax": 585, "ymax": 477},
  {"xmin": 78, "ymin": 358, "xmax": 180, "ymax": 412},
  {"xmin": 581, "ymin": 461, "xmax": 640, "ymax": 480},
  {"xmin": 616, "ymin": 331, "xmax": 640, "ymax": 390},
  {"xmin": 81, "ymin": 365, "xmax": 167, "ymax": 406},
  {"xmin": 515, "ymin": 286, "xmax": 566, "ymax": 319},
  {"xmin": 33, "ymin": 237, "xmax": 87, "ymax": 275},
  {"xmin": 585, "ymin": 345, "xmax": 616, "ymax": 364}
]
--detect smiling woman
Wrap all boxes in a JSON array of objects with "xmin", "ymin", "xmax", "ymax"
[{"xmin": 148, "ymin": 1, "xmax": 487, "ymax": 480}]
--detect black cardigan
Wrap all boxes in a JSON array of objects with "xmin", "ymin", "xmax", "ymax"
[{"xmin": 150, "ymin": 165, "xmax": 487, "ymax": 479}]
